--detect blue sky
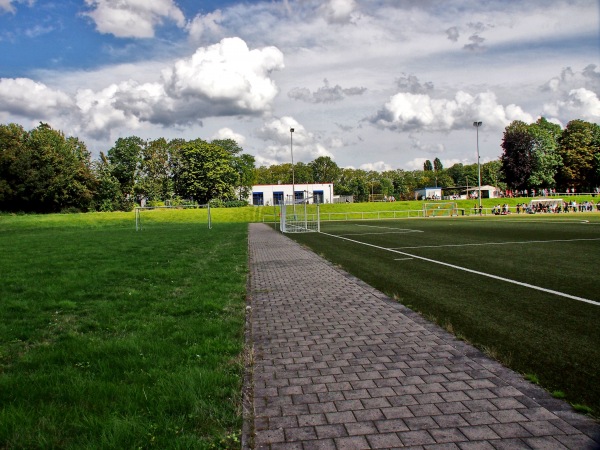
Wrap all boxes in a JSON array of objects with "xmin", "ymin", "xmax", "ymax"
[{"xmin": 1, "ymin": 0, "xmax": 599, "ymax": 170}]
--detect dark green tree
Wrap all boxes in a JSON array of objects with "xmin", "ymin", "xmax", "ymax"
[
  {"xmin": 528, "ymin": 118, "xmax": 562, "ymax": 190},
  {"xmin": 232, "ymin": 153, "xmax": 256, "ymax": 201},
  {"xmin": 433, "ymin": 157, "xmax": 443, "ymax": 172},
  {"xmin": 0, "ymin": 123, "xmax": 96, "ymax": 213},
  {"xmin": 107, "ymin": 136, "xmax": 145, "ymax": 198},
  {"xmin": 501, "ymin": 120, "xmax": 534, "ymax": 191},
  {"xmin": 137, "ymin": 137, "xmax": 173, "ymax": 202},
  {"xmin": 558, "ymin": 120, "xmax": 600, "ymax": 191},
  {"xmin": 173, "ymin": 139, "xmax": 237, "ymax": 203},
  {"xmin": 309, "ymin": 156, "xmax": 341, "ymax": 184},
  {"xmin": 423, "ymin": 159, "xmax": 433, "ymax": 171}
]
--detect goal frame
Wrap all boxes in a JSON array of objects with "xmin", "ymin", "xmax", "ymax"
[
  {"xmin": 280, "ymin": 198, "xmax": 320, "ymax": 233},
  {"xmin": 422, "ymin": 202, "xmax": 459, "ymax": 217}
]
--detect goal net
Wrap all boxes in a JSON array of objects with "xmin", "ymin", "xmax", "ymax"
[
  {"xmin": 280, "ymin": 198, "xmax": 320, "ymax": 233},
  {"xmin": 135, "ymin": 204, "xmax": 211, "ymax": 231},
  {"xmin": 423, "ymin": 202, "xmax": 458, "ymax": 217}
]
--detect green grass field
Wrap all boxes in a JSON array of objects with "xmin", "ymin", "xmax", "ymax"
[
  {"xmin": 0, "ymin": 212, "xmax": 248, "ymax": 449},
  {"xmin": 288, "ymin": 214, "xmax": 600, "ymax": 416}
]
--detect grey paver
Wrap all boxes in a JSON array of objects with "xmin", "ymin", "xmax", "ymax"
[{"xmin": 245, "ymin": 224, "xmax": 600, "ymax": 449}]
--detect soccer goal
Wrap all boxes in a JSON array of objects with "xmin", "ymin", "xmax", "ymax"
[
  {"xmin": 423, "ymin": 202, "xmax": 459, "ymax": 217},
  {"xmin": 135, "ymin": 204, "xmax": 211, "ymax": 231},
  {"xmin": 280, "ymin": 198, "xmax": 320, "ymax": 233}
]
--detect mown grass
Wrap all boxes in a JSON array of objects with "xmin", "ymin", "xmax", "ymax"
[
  {"xmin": 0, "ymin": 213, "xmax": 248, "ymax": 449},
  {"xmin": 289, "ymin": 214, "xmax": 600, "ymax": 416}
]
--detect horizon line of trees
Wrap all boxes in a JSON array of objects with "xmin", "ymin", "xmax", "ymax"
[{"xmin": 1, "ymin": 118, "xmax": 598, "ymax": 213}]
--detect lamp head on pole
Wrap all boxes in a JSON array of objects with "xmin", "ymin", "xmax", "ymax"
[
  {"xmin": 290, "ymin": 128, "xmax": 294, "ymax": 133},
  {"xmin": 473, "ymin": 121, "xmax": 482, "ymax": 127}
]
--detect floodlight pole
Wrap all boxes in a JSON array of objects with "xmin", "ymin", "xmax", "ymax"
[
  {"xmin": 473, "ymin": 121, "xmax": 482, "ymax": 214},
  {"xmin": 290, "ymin": 128, "xmax": 295, "ymax": 213}
]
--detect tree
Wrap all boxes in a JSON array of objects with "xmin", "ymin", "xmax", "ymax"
[
  {"xmin": 558, "ymin": 120, "xmax": 600, "ymax": 191},
  {"xmin": 310, "ymin": 156, "xmax": 341, "ymax": 184},
  {"xmin": 0, "ymin": 123, "xmax": 28, "ymax": 210},
  {"xmin": 528, "ymin": 118, "xmax": 562, "ymax": 190},
  {"xmin": 423, "ymin": 159, "xmax": 433, "ymax": 171},
  {"xmin": 0, "ymin": 123, "xmax": 96, "ymax": 213},
  {"xmin": 137, "ymin": 138, "xmax": 173, "ymax": 202},
  {"xmin": 433, "ymin": 157, "xmax": 443, "ymax": 172},
  {"xmin": 501, "ymin": 120, "xmax": 534, "ymax": 191},
  {"xmin": 107, "ymin": 136, "xmax": 145, "ymax": 198},
  {"xmin": 232, "ymin": 153, "xmax": 256, "ymax": 201},
  {"xmin": 92, "ymin": 153, "xmax": 124, "ymax": 211},
  {"xmin": 173, "ymin": 139, "xmax": 237, "ymax": 203}
]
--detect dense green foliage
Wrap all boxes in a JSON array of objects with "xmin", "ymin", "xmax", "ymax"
[
  {"xmin": 0, "ymin": 214, "xmax": 248, "ymax": 448},
  {"xmin": 0, "ymin": 124, "xmax": 255, "ymax": 213},
  {"xmin": 1, "ymin": 117, "xmax": 599, "ymax": 213}
]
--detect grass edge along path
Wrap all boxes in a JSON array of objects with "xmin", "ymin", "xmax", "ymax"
[{"xmin": 0, "ymin": 213, "xmax": 248, "ymax": 449}]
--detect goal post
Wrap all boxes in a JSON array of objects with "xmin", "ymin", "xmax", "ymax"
[
  {"xmin": 135, "ymin": 204, "xmax": 212, "ymax": 231},
  {"xmin": 423, "ymin": 202, "xmax": 459, "ymax": 217},
  {"xmin": 280, "ymin": 198, "xmax": 320, "ymax": 233}
]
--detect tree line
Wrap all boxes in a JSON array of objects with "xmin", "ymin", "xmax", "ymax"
[
  {"xmin": 1, "ymin": 118, "xmax": 598, "ymax": 213},
  {"xmin": 0, "ymin": 123, "xmax": 255, "ymax": 213}
]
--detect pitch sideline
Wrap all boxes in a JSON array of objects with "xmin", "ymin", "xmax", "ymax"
[{"xmin": 320, "ymin": 231, "xmax": 600, "ymax": 307}]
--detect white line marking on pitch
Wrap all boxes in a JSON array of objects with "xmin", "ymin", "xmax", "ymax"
[
  {"xmin": 342, "ymin": 231, "xmax": 422, "ymax": 236},
  {"xmin": 321, "ymin": 232, "xmax": 600, "ymax": 307},
  {"xmin": 394, "ymin": 258, "xmax": 414, "ymax": 261},
  {"xmin": 392, "ymin": 237, "xmax": 600, "ymax": 250}
]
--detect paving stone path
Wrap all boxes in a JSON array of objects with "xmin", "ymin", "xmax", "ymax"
[{"xmin": 245, "ymin": 223, "xmax": 600, "ymax": 449}]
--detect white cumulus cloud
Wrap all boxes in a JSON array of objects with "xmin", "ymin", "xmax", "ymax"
[
  {"xmin": 211, "ymin": 127, "xmax": 246, "ymax": 145},
  {"xmin": 544, "ymin": 88, "xmax": 600, "ymax": 123},
  {"xmin": 162, "ymin": 37, "xmax": 284, "ymax": 115},
  {"xmin": 0, "ymin": 78, "xmax": 74, "ymax": 118},
  {"xmin": 319, "ymin": 0, "xmax": 358, "ymax": 24},
  {"xmin": 83, "ymin": 0, "xmax": 186, "ymax": 38},
  {"xmin": 370, "ymin": 91, "xmax": 533, "ymax": 132},
  {"xmin": 256, "ymin": 117, "xmax": 333, "ymax": 165}
]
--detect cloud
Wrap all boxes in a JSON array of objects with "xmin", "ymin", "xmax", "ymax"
[
  {"xmin": 162, "ymin": 37, "xmax": 284, "ymax": 115},
  {"xmin": 186, "ymin": 10, "xmax": 224, "ymax": 42},
  {"xmin": 370, "ymin": 90, "xmax": 534, "ymax": 132},
  {"xmin": 211, "ymin": 127, "xmax": 246, "ymax": 145},
  {"xmin": 463, "ymin": 33, "xmax": 486, "ymax": 52},
  {"xmin": 544, "ymin": 88, "xmax": 600, "ymax": 122},
  {"xmin": 445, "ymin": 26, "xmax": 459, "ymax": 42},
  {"xmin": 0, "ymin": 38, "xmax": 284, "ymax": 140},
  {"xmin": 542, "ymin": 65, "xmax": 600, "ymax": 95},
  {"xmin": 83, "ymin": 0, "xmax": 185, "ymax": 38},
  {"xmin": 396, "ymin": 73, "xmax": 434, "ymax": 94},
  {"xmin": 288, "ymin": 78, "xmax": 366, "ymax": 103},
  {"xmin": 318, "ymin": 0, "xmax": 358, "ymax": 24},
  {"xmin": 256, "ymin": 116, "xmax": 333, "ymax": 165},
  {"xmin": 359, "ymin": 161, "xmax": 393, "ymax": 172},
  {"xmin": 0, "ymin": 0, "xmax": 15, "ymax": 13},
  {"xmin": 0, "ymin": 78, "xmax": 74, "ymax": 118}
]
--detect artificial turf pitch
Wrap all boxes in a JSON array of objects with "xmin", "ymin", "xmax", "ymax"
[{"xmin": 288, "ymin": 214, "xmax": 600, "ymax": 416}]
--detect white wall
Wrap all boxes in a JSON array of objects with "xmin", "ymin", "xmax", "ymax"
[{"xmin": 249, "ymin": 183, "xmax": 334, "ymax": 206}]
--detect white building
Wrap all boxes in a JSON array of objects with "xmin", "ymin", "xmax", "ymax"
[
  {"xmin": 248, "ymin": 183, "xmax": 334, "ymax": 206},
  {"xmin": 414, "ymin": 187, "xmax": 442, "ymax": 200}
]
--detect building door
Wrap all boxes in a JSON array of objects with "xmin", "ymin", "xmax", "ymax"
[
  {"xmin": 313, "ymin": 190, "xmax": 324, "ymax": 204},
  {"xmin": 273, "ymin": 191, "xmax": 284, "ymax": 205}
]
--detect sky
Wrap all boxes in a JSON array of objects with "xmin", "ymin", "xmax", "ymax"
[{"xmin": 0, "ymin": 0, "xmax": 599, "ymax": 171}]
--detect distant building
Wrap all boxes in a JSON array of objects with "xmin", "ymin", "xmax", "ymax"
[
  {"xmin": 248, "ymin": 183, "xmax": 334, "ymax": 206},
  {"xmin": 414, "ymin": 187, "xmax": 442, "ymax": 200}
]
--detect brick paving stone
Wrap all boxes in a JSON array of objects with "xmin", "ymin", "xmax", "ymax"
[
  {"xmin": 315, "ymin": 424, "xmax": 347, "ymax": 439},
  {"xmin": 367, "ymin": 432, "xmax": 404, "ymax": 448},
  {"xmin": 458, "ymin": 442, "xmax": 497, "ymax": 450},
  {"xmin": 399, "ymin": 430, "xmax": 437, "ymax": 446},
  {"xmin": 523, "ymin": 436, "xmax": 568, "ymax": 449},
  {"xmin": 246, "ymin": 224, "xmax": 600, "ymax": 449}
]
